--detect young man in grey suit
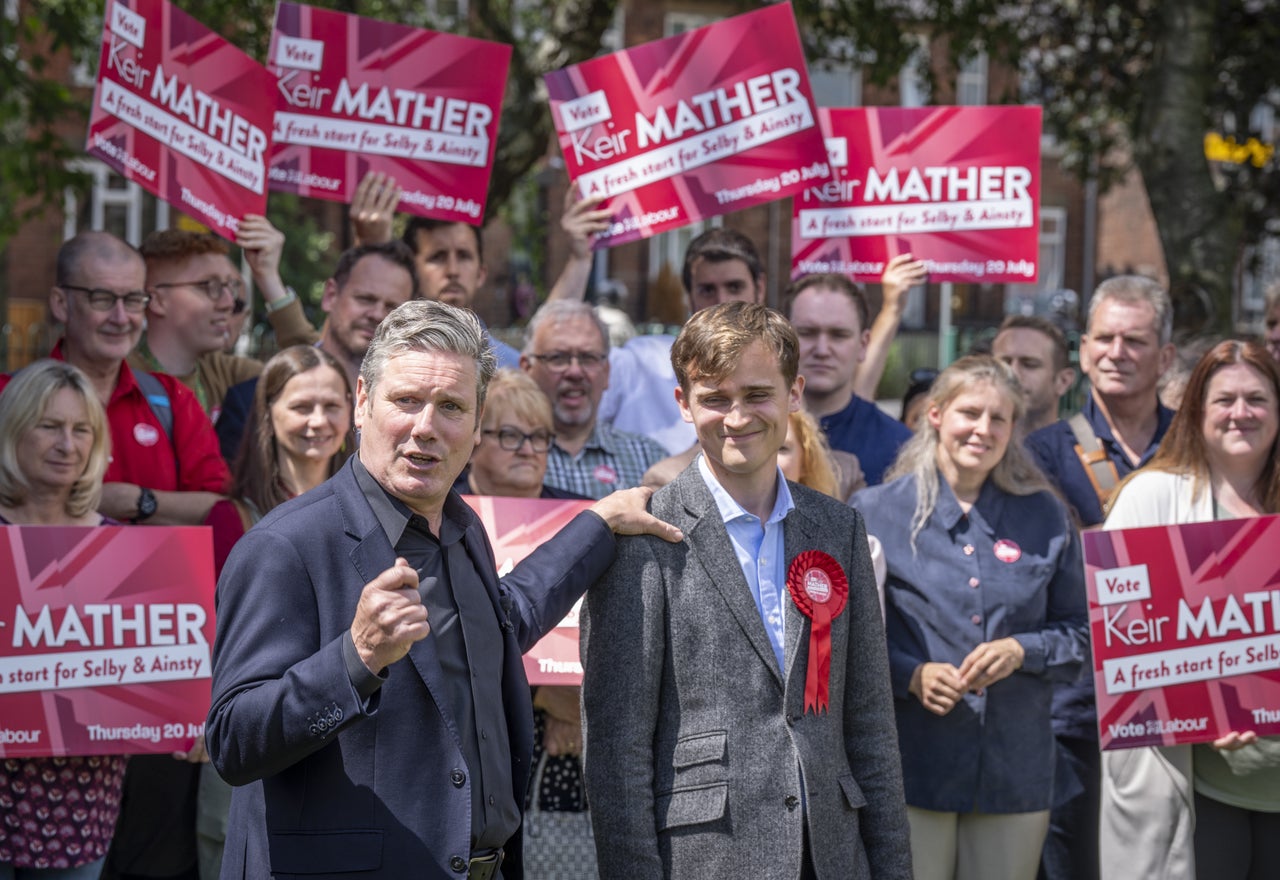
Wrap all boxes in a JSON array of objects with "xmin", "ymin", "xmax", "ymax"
[{"xmin": 581, "ymin": 302, "xmax": 911, "ymax": 880}]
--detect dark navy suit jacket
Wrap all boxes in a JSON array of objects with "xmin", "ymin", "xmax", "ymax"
[{"xmin": 207, "ymin": 457, "xmax": 615, "ymax": 879}]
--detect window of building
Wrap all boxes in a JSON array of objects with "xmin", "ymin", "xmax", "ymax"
[
  {"xmin": 899, "ymin": 36, "xmax": 929, "ymax": 107},
  {"xmin": 1006, "ymin": 206, "xmax": 1068, "ymax": 308},
  {"xmin": 63, "ymin": 159, "xmax": 170, "ymax": 245},
  {"xmin": 956, "ymin": 50, "xmax": 988, "ymax": 106},
  {"xmin": 664, "ymin": 12, "xmax": 715, "ymax": 37}
]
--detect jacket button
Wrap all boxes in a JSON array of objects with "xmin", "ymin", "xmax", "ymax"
[
  {"xmin": 968, "ymin": 577, "xmax": 980, "ymax": 588},
  {"xmin": 450, "ymin": 769, "xmax": 466, "ymax": 787},
  {"xmin": 963, "ymin": 544, "xmax": 975, "ymax": 555},
  {"xmin": 450, "ymin": 855, "xmax": 467, "ymax": 873},
  {"xmin": 785, "ymin": 795, "xmax": 799, "ymax": 810},
  {"xmin": 971, "ymin": 614, "xmax": 981, "ymax": 625}
]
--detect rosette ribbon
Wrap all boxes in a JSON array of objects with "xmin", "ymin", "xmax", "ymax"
[{"xmin": 786, "ymin": 550, "xmax": 849, "ymax": 714}]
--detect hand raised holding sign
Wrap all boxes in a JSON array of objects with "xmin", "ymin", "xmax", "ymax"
[{"xmin": 350, "ymin": 557, "xmax": 429, "ymax": 674}]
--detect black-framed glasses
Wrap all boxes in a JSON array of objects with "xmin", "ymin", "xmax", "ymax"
[
  {"xmin": 482, "ymin": 427, "xmax": 554, "ymax": 453},
  {"xmin": 60, "ymin": 285, "xmax": 151, "ymax": 313},
  {"xmin": 527, "ymin": 351, "xmax": 607, "ymax": 372},
  {"xmin": 152, "ymin": 277, "xmax": 247, "ymax": 303}
]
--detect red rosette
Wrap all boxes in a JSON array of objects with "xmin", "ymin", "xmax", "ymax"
[{"xmin": 786, "ymin": 550, "xmax": 849, "ymax": 714}]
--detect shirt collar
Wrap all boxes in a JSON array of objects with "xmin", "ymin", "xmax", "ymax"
[
  {"xmin": 932, "ymin": 470, "xmax": 1005, "ymax": 536},
  {"xmin": 1084, "ymin": 392, "xmax": 1175, "ymax": 465},
  {"xmin": 351, "ymin": 455, "xmax": 467, "ymax": 547},
  {"xmin": 697, "ymin": 454, "xmax": 794, "ymax": 526}
]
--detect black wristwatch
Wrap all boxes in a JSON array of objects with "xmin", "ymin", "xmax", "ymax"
[{"xmin": 133, "ymin": 486, "xmax": 158, "ymax": 523}]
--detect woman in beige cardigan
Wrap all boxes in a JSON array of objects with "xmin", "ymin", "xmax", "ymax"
[{"xmin": 1099, "ymin": 340, "xmax": 1280, "ymax": 880}]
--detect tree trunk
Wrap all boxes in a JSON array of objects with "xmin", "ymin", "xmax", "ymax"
[{"xmin": 1132, "ymin": 0, "xmax": 1240, "ymax": 337}]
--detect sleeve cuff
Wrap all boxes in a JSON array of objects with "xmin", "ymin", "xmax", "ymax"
[
  {"xmin": 1014, "ymin": 633, "xmax": 1046, "ymax": 675},
  {"xmin": 342, "ymin": 631, "xmax": 388, "ymax": 701}
]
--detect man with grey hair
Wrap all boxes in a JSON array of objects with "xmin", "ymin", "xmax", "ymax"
[
  {"xmin": 1024, "ymin": 274, "xmax": 1176, "ymax": 880},
  {"xmin": 207, "ymin": 299, "xmax": 679, "ymax": 880},
  {"xmin": 521, "ymin": 299, "xmax": 668, "ymax": 498}
]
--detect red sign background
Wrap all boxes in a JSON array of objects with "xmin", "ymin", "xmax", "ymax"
[
  {"xmin": 268, "ymin": 2, "xmax": 511, "ymax": 224},
  {"xmin": 791, "ymin": 106, "xmax": 1042, "ymax": 283},
  {"xmin": 0, "ymin": 526, "xmax": 216, "ymax": 758},
  {"xmin": 86, "ymin": 0, "xmax": 274, "ymax": 239},
  {"xmin": 1084, "ymin": 515, "xmax": 1280, "ymax": 750},
  {"xmin": 462, "ymin": 496, "xmax": 593, "ymax": 685},
  {"xmin": 545, "ymin": 4, "xmax": 830, "ymax": 247}
]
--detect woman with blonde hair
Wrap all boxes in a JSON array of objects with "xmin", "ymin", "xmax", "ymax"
[
  {"xmin": 777, "ymin": 408, "xmax": 841, "ymax": 498},
  {"xmin": 0, "ymin": 360, "xmax": 121, "ymax": 878},
  {"xmin": 851, "ymin": 354, "xmax": 1088, "ymax": 880},
  {"xmin": 1100, "ymin": 339, "xmax": 1280, "ymax": 880}
]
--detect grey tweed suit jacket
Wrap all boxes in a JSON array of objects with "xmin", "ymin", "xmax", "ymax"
[{"xmin": 581, "ymin": 464, "xmax": 911, "ymax": 880}]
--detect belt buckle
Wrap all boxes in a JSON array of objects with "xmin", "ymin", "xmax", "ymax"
[{"xmin": 468, "ymin": 849, "xmax": 503, "ymax": 880}]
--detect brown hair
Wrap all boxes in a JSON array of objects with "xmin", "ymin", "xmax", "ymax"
[
  {"xmin": 996, "ymin": 314, "xmax": 1071, "ymax": 372},
  {"xmin": 1112, "ymin": 339, "xmax": 1280, "ymax": 513},
  {"xmin": 788, "ymin": 408, "xmax": 840, "ymax": 498},
  {"xmin": 784, "ymin": 273, "xmax": 870, "ymax": 335},
  {"xmin": 681, "ymin": 228, "xmax": 762, "ymax": 293},
  {"xmin": 231, "ymin": 346, "xmax": 354, "ymax": 514},
  {"xmin": 139, "ymin": 229, "xmax": 230, "ymax": 263},
  {"xmin": 670, "ymin": 301, "xmax": 799, "ymax": 391}
]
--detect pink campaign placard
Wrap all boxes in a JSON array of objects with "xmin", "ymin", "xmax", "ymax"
[
  {"xmin": 544, "ymin": 3, "xmax": 831, "ymax": 247},
  {"xmin": 791, "ymin": 106, "xmax": 1042, "ymax": 284},
  {"xmin": 462, "ymin": 496, "xmax": 593, "ymax": 685},
  {"xmin": 0, "ymin": 526, "xmax": 216, "ymax": 758},
  {"xmin": 86, "ymin": 0, "xmax": 274, "ymax": 239},
  {"xmin": 268, "ymin": 3, "xmax": 511, "ymax": 224},
  {"xmin": 1083, "ymin": 515, "xmax": 1280, "ymax": 750}
]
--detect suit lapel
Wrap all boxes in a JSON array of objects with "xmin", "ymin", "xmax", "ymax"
[
  {"xmin": 678, "ymin": 471, "xmax": 786, "ymax": 689},
  {"xmin": 782, "ymin": 505, "xmax": 815, "ymax": 700}
]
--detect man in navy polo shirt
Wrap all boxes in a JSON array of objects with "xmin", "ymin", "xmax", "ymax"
[
  {"xmin": 784, "ymin": 273, "xmax": 911, "ymax": 486},
  {"xmin": 1024, "ymin": 274, "xmax": 1176, "ymax": 880}
]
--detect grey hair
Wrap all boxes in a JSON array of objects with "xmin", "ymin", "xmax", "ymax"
[
  {"xmin": 1087, "ymin": 275, "xmax": 1174, "ymax": 346},
  {"xmin": 522, "ymin": 299, "xmax": 611, "ymax": 356},
  {"xmin": 359, "ymin": 299, "xmax": 497, "ymax": 407},
  {"xmin": 884, "ymin": 355, "xmax": 1053, "ymax": 550},
  {"xmin": 55, "ymin": 231, "xmax": 142, "ymax": 287}
]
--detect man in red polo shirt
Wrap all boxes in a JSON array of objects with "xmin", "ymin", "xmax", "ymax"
[{"xmin": 1, "ymin": 230, "xmax": 228, "ymax": 880}]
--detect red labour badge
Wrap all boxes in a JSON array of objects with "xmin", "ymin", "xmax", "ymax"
[{"xmin": 787, "ymin": 550, "xmax": 850, "ymax": 714}]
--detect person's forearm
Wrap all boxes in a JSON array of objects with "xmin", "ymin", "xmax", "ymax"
[
  {"xmin": 547, "ymin": 253, "xmax": 593, "ymax": 304},
  {"xmin": 146, "ymin": 490, "xmax": 223, "ymax": 525},
  {"xmin": 853, "ymin": 301, "xmax": 905, "ymax": 400}
]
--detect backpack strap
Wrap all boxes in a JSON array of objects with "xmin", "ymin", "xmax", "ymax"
[
  {"xmin": 132, "ymin": 370, "xmax": 176, "ymax": 451},
  {"xmin": 1068, "ymin": 412, "xmax": 1121, "ymax": 508}
]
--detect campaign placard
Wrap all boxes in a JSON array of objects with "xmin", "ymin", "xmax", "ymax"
[
  {"xmin": 86, "ymin": 0, "xmax": 274, "ymax": 239},
  {"xmin": 0, "ymin": 526, "xmax": 216, "ymax": 758},
  {"xmin": 792, "ymin": 106, "xmax": 1042, "ymax": 283},
  {"xmin": 1083, "ymin": 515, "xmax": 1280, "ymax": 750},
  {"xmin": 462, "ymin": 496, "xmax": 594, "ymax": 685},
  {"xmin": 544, "ymin": 3, "xmax": 831, "ymax": 247},
  {"xmin": 268, "ymin": 3, "xmax": 511, "ymax": 224}
]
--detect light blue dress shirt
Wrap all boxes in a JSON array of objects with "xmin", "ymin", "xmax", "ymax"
[{"xmin": 697, "ymin": 455, "xmax": 795, "ymax": 671}]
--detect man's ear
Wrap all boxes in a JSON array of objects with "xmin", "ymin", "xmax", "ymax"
[
  {"xmin": 353, "ymin": 375, "xmax": 368, "ymax": 431},
  {"xmin": 1053, "ymin": 366, "xmax": 1076, "ymax": 397},
  {"xmin": 49, "ymin": 287, "xmax": 69, "ymax": 324},
  {"xmin": 675, "ymin": 385, "xmax": 693, "ymax": 424},
  {"xmin": 320, "ymin": 278, "xmax": 339, "ymax": 314}
]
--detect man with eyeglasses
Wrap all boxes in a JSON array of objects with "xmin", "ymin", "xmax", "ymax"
[
  {"xmin": 521, "ymin": 300, "xmax": 667, "ymax": 499},
  {"xmin": 130, "ymin": 219, "xmax": 314, "ymax": 423}
]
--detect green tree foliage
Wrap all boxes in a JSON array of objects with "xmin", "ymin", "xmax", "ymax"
[{"xmin": 793, "ymin": 0, "xmax": 1280, "ymax": 334}]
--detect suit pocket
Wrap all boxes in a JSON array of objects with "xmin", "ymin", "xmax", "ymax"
[
  {"xmin": 655, "ymin": 782, "xmax": 729, "ymax": 831},
  {"xmin": 672, "ymin": 729, "xmax": 727, "ymax": 769},
  {"xmin": 268, "ymin": 829, "xmax": 382, "ymax": 874},
  {"xmin": 838, "ymin": 773, "xmax": 867, "ymax": 810}
]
